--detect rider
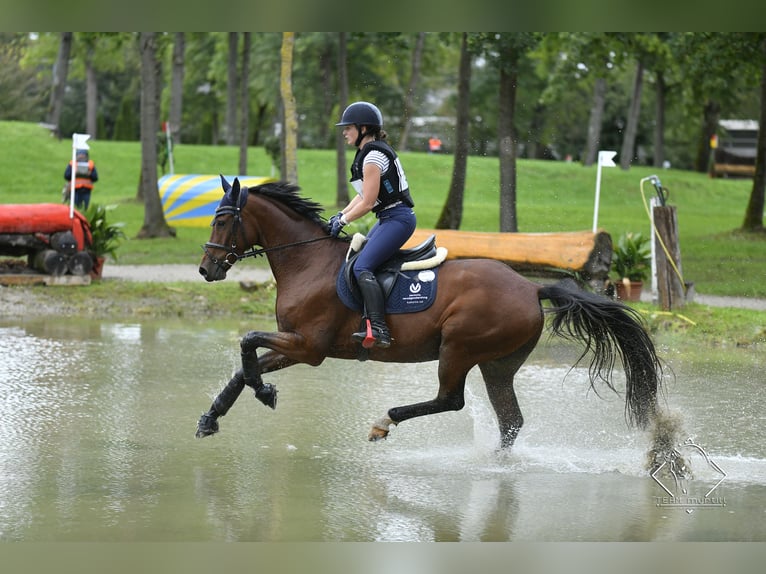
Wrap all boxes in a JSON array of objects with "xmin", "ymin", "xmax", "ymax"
[{"xmin": 329, "ymin": 101, "xmax": 416, "ymax": 348}]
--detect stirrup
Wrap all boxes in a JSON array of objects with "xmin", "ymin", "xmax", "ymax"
[{"xmin": 352, "ymin": 318, "xmax": 391, "ymax": 349}]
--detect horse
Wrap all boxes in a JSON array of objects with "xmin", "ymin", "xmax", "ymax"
[{"xmin": 196, "ymin": 176, "xmax": 665, "ymax": 450}]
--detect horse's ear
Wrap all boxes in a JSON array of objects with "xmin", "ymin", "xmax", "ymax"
[
  {"xmin": 232, "ymin": 178, "xmax": 248, "ymax": 209},
  {"xmin": 219, "ymin": 174, "xmax": 231, "ymax": 194}
]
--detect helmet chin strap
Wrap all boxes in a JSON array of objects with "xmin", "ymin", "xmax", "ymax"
[{"xmin": 354, "ymin": 125, "xmax": 366, "ymax": 147}]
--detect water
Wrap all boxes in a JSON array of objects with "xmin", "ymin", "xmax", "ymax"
[{"xmin": 0, "ymin": 317, "xmax": 764, "ymax": 541}]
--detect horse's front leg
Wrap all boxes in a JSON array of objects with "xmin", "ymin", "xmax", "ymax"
[
  {"xmin": 196, "ymin": 329, "xmax": 317, "ymax": 438},
  {"xmin": 196, "ymin": 368, "xmax": 246, "ymax": 438}
]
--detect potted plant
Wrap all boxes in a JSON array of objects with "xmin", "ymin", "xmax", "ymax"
[
  {"xmin": 611, "ymin": 232, "xmax": 651, "ymax": 301},
  {"xmin": 84, "ymin": 203, "xmax": 126, "ymax": 279}
]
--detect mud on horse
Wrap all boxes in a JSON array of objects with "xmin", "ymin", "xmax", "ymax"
[{"xmin": 196, "ymin": 176, "xmax": 666, "ymax": 450}]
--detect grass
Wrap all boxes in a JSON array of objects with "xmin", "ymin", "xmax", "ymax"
[
  {"xmin": 2, "ymin": 120, "xmax": 764, "ymax": 296},
  {"xmin": 1, "ymin": 120, "xmax": 765, "ymax": 347}
]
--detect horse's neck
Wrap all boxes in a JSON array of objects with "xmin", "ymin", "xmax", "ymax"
[{"xmin": 254, "ymin": 204, "xmax": 342, "ymax": 283}]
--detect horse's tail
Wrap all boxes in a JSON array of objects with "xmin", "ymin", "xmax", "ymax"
[{"xmin": 538, "ymin": 279, "xmax": 662, "ymax": 429}]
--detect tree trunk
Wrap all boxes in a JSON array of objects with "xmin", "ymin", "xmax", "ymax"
[
  {"xmin": 47, "ymin": 32, "xmax": 73, "ymax": 138},
  {"xmin": 280, "ymin": 32, "xmax": 298, "ymax": 184},
  {"xmin": 436, "ymin": 33, "xmax": 471, "ymax": 230},
  {"xmin": 318, "ymin": 40, "xmax": 334, "ymax": 147},
  {"xmin": 335, "ymin": 32, "xmax": 350, "ymax": 207},
  {"xmin": 226, "ymin": 33, "xmax": 239, "ymax": 146},
  {"xmin": 239, "ymin": 32, "xmax": 251, "ymax": 175},
  {"xmin": 137, "ymin": 32, "xmax": 174, "ymax": 239},
  {"xmin": 85, "ymin": 46, "xmax": 98, "ymax": 139},
  {"xmin": 653, "ymin": 70, "xmax": 666, "ymax": 167},
  {"xmin": 582, "ymin": 77, "xmax": 606, "ymax": 166},
  {"xmin": 619, "ymin": 60, "xmax": 644, "ymax": 170},
  {"xmin": 498, "ymin": 56, "xmax": 518, "ymax": 232},
  {"xmin": 742, "ymin": 38, "xmax": 766, "ymax": 231},
  {"xmin": 695, "ymin": 100, "xmax": 720, "ymax": 173},
  {"xmin": 397, "ymin": 32, "xmax": 425, "ymax": 152},
  {"xmin": 170, "ymin": 33, "xmax": 185, "ymax": 144}
]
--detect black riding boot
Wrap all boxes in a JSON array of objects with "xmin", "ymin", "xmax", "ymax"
[{"xmin": 351, "ymin": 271, "xmax": 392, "ymax": 349}]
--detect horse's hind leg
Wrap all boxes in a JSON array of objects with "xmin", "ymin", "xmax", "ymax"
[
  {"xmin": 479, "ymin": 349, "xmax": 535, "ymax": 449},
  {"xmin": 369, "ymin": 352, "xmax": 470, "ymax": 442}
]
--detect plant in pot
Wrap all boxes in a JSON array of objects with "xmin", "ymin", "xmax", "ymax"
[
  {"xmin": 611, "ymin": 231, "xmax": 651, "ymax": 301},
  {"xmin": 84, "ymin": 203, "xmax": 126, "ymax": 279}
]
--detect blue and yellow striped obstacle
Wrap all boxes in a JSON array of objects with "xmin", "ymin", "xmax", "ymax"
[{"xmin": 159, "ymin": 174, "xmax": 275, "ymax": 227}]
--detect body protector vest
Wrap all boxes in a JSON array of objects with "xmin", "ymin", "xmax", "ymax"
[
  {"xmin": 69, "ymin": 159, "xmax": 96, "ymax": 189},
  {"xmin": 350, "ymin": 141, "xmax": 414, "ymax": 213}
]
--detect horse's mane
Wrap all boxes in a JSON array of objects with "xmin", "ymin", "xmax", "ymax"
[{"xmin": 248, "ymin": 181, "xmax": 327, "ymax": 227}]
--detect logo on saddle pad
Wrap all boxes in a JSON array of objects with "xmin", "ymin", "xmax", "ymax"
[
  {"xmin": 335, "ymin": 236, "xmax": 443, "ymax": 314},
  {"xmin": 336, "ymin": 267, "xmax": 438, "ymax": 314}
]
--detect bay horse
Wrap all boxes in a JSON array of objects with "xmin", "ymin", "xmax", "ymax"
[{"xmin": 196, "ymin": 177, "xmax": 664, "ymax": 449}]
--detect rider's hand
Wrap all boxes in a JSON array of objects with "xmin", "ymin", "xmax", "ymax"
[{"xmin": 328, "ymin": 212, "xmax": 346, "ymax": 237}]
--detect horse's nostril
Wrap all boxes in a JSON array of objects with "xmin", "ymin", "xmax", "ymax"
[{"xmin": 199, "ymin": 267, "xmax": 207, "ymax": 277}]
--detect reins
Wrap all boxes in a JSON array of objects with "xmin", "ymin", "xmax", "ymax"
[{"xmin": 237, "ymin": 235, "xmax": 333, "ymax": 260}]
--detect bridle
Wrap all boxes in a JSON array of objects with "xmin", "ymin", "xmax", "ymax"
[{"xmin": 202, "ymin": 202, "xmax": 333, "ymax": 274}]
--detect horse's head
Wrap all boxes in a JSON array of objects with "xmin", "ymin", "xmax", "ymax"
[{"xmin": 199, "ymin": 175, "xmax": 251, "ymax": 281}]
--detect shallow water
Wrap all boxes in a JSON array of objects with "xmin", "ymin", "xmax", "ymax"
[{"xmin": 0, "ymin": 317, "xmax": 763, "ymax": 541}]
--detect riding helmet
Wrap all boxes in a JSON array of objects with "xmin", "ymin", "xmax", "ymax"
[{"xmin": 336, "ymin": 101, "xmax": 383, "ymax": 127}]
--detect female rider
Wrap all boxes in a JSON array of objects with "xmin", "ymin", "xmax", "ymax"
[{"xmin": 329, "ymin": 101, "xmax": 417, "ymax": 348}]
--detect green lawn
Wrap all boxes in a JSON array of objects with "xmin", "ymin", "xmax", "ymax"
[{"xmin": 2, "ymin": 120, "xmax": 765, "ymax": 298}]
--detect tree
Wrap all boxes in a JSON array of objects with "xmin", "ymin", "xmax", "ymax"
[
  {"xmin": 335, "ymin": 32, "xmax": 350, "ymax": 207},
  {"xmin": 619, "ymin": 59, "xmax": 644, "ymax": 170},
  {"xmin": 47, "ymin": 32, "xmax": 73, "ymax": 138},
  {"xmin": 677, "ymin": 33, "xmax": 758, "ymax": 173},
  {"xmin": 537, "ymin": 33, "xmax": 622, "ymax": 166},
  {"xmin": 169, "ymin": 33, "xmax": 185, "ymax": 144},
  {"xmin": 397, "ymin": 32, "xmax": 426, "ymax": 152},
  {"xmin": 81, "ymin": 34, "xmax": 98, "ymax": 139},
  {"xmin": 742, "ymin": 35, "xmax": 766, "ymax": 232},
  {"xmin": 472, "ymin": 32, "xmax": 541, "ymax": 232},
  {"xmin": 239, "ymin": 32, "xmax": 251, "ymax": 175},
  {"xmin": 0, "ymin": 33, "xmax": 48, "ymax": 122},
  {"xmin": 436, "ymin": 33, "xmax": 472, "ymax": 230},
  {"xmin": 280, "ymin": 32, "xmax": 298, "ymax": 184},
  {"xmin": 225, "ymin": 32, "xmax": 238, "ymax": 146},
  {"xmin": 136, "ymin": 32, "xmax": 174, "ymax": 239}
]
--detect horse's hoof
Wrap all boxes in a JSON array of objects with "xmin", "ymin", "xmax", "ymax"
[
  {"xmin": 368, "ymin": 427, "xmax": 389, "ymax": 442},
  {"xmin": 196, "ymin": 413, "xmax": 219, "ymax": 438},
  {"xmin": 254, "ymin": 383, "xmax": 278, "ymax": 410}
]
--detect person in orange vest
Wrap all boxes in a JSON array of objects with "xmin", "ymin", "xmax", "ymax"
[
  {"xmin": 64, "ymin": 148, "xmax": 99, "ymax": 210},
  {"xmin": 428, "ymin": 136, "xmax": 442, "ymax": 153}
]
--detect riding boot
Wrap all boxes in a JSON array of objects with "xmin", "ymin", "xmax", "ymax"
[{"xmin": 351, "ymin": 271, "xmax": 392, "ymax": 349}]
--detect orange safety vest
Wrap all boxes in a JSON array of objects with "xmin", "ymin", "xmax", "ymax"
[{"xmin": 69, "ymin": 159, "xmax": 96, "ymax": 189}]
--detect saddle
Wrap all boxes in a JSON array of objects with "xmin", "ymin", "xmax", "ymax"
[{"xmin": 341, "ymin": 233, "xmax": 447, "ymax": 302}]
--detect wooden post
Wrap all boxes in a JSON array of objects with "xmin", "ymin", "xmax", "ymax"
[{"xmin": 653, "ymin": 205, "xmax": 686, "ymax": 310}]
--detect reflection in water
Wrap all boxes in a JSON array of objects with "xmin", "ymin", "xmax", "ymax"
[{"xmin": 0, "ymin": 317, "xmax": 764, "ymax": 541}]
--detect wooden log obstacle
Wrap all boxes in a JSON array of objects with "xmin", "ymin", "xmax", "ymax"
[{"xmin": 403, "ymin": 228, "xmax": 613, "ymax": 291}]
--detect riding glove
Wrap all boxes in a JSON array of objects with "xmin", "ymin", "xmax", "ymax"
[{"xmin": 329, "ymin": 212, "xmax": 346, "ymax": 237}]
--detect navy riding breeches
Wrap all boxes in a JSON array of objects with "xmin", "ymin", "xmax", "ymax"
[{"xmin": 353, "ymin": 204, "xmax": 416, "ymax": 278}]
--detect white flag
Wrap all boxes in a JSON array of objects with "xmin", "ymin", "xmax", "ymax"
[
  {"xmin": 72, "ymin": 133, "xmax": 90, "ymax": 150},
  {"xmin": 599, "ymin": 150, "xmax": 617, "ymax": 167}
]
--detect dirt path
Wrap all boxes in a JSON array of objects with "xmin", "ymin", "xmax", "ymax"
[
  {"xmin": 103, "ymin": 263, "xmax": 273, "ymax": 284},
  {"xmin": 102, "ymin": 264, "xmax": 766, "ymax": 311}
]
